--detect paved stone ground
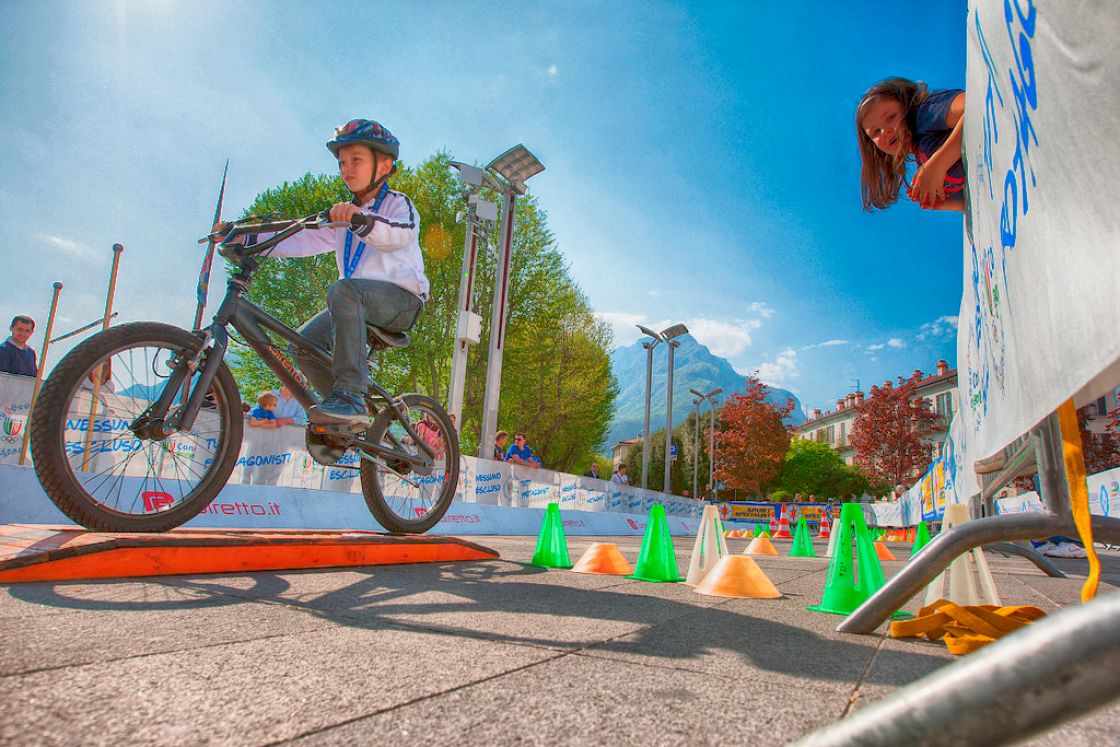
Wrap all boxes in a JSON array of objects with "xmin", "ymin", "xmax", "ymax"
[{"xmin": 2, "ymin": 534, "xmax": 1118, "ymax": 746}]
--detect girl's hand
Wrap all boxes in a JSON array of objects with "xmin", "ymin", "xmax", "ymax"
[
  {"xmin": 909, "ymin": 160, "xmax": 950, "ymax": 209},
  {"xmin": 329, "ymin": 202, "xmax": 360, "ymax": 223}
]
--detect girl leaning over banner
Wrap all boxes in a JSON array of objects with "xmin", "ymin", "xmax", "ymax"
[{"xmin": 856, "ymin": 78, "xmax": 965, "ymax": 212}]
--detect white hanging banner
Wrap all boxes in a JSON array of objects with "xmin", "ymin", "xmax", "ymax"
[{"xmin": 961, "ymin": 0, "xmax": 1120, "ymax": 459}]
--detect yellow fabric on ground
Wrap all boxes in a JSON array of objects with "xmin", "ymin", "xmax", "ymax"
[
  {"xmin": 891, "ymin": 599, "xmax": 1046, "ymax": 655},
  {"xmin": 1057, "ymin": 398, "xmax": 1100, "ymax": 602}
]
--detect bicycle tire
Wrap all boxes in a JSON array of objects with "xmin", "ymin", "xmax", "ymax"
[
  {"xmin": 30, "ymin": 322, "xmax": 244, "ymax": 532},
  {"xmin": 359, "ymin": 393, "xmax": 459, "ymax": 534}
]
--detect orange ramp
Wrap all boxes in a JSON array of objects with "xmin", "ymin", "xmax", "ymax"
[{"xmin": 0, "ymin": 524, "xmax": 499, "ymax": 584}]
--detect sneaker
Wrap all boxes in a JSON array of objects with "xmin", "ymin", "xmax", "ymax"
[
  {"xmin": 309, "ymin": 390, "xmax": 368, "ymax": 424},
  {"xmin": 1042, "ymin": 542, "xmax": 1088, "ymax": 559}
]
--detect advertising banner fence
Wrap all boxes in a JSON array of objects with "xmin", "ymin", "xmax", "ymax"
[
  {"xmin": 0, "ymin": 373, "xmax": 702, "ymax": 521},
  {"xmin": 962, "ymin": 0, "xmax": 1120, "ymax": 461}
]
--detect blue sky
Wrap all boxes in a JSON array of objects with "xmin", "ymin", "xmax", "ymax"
[{"xmin": 0, "ymin": 0, "xmax": 966, "ymax": 413}]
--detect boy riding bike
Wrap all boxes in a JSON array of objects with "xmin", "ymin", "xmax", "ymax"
[
  {"xmin": 30, "ymin": 118, "xmax": 458, "ymax": 535},
  {"xmin": 217, "ymin": 118, "xmax": 428, "ymax": 424}
]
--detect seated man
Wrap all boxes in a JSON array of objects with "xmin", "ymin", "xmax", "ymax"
[{"xmin": 505, "ymin": 432, "xmax": 540, "ymax": 469}]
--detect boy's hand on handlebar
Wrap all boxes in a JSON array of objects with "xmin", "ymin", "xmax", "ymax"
[
  {"xmin": 328, "ymin": 202, "xmax": 361, "ymax": 223},
  {"xmin": 211, "ymin": 220, "xmax": 233, "ymax": 240}
]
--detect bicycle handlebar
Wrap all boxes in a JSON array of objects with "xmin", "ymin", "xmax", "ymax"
[{"xmin": 198, "ymin": 211, "xmax": 378, "ymax": 261}]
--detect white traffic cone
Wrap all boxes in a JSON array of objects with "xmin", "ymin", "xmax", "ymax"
[
  {"xmin": 923, "ymin": 503, "xmax": 1001, "ymax": 606},
  {"xmin": 685, "ymin": 505, "xmax": 730, "ymax": 586}
]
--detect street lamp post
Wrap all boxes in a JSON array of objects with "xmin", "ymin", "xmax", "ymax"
[
  {"xmin": 660, "ymin": 324, "xmax": 689, "ymax": 494},
  {"xmin": 691, "ymin": 386, "xmax": 722, "ymax": 500},
  {"xmin": 691, "ymin": 396, "xmax": 702, "ymax": 499},
  {"xmin": 476, "ymin": 145, "xmax": 545, "ymax": 459},
  {"xmin": 446, "ymin": 162, "xmax": 499, "ymax": 427},
  {"xmin": 636, "ymin": 325, "xmax": 663, "ymax": 490}
]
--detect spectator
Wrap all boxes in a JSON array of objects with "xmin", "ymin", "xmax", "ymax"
[
  {"xmin": 414, "ymin": 412, "xmax": 446, "ymax": 458},
  {"xmin": 583, "ymin": 463, "xmax": 601, "ymax": 479},
  {"xmin": 449, "ymin": 413, "xmax": 457, "ymax": 431},
  {"xmin": 494, "ymin": 430, "xmax": 509, "ymax": 461},
  {"xmin": 681, "ymin": 489, "xmax": 690, "ymax": 499},
  {"xmin": 611, "ymin": 464, "xmax": 629, "ymax": 485},
  {"xmin": 271, "ymin": 386, "xmax": 307, "ymax": 426},
  {"xmin": 505, "ymin": 431, "xmax": 540, "ymax": 469},
  {"xmin": 249, "ymin": 391, "xmax": 282, "ymax": 429},
  {"xmin": 0, "ymin": 315, "xmax": 38, "ymax": 377}
]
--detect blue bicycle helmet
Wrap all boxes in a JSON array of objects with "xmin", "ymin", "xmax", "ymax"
[{"xmin": 327, "ymin": 118, "xmax": 400, "ymax": 160}]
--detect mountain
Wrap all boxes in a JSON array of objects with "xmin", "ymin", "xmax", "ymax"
[{"xmin": 603, "ymin": 334, "xmax": 805, "ymax": 451}]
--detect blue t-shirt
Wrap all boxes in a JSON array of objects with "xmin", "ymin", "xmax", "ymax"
[
  {"xmin": 249, "ymin": 407, "xmax": 276, "ymax": 421},
  {"xmin": 0, "ymin": 340, "xmax": 37, "ymax": 377},
  {"xmin": 914, "ymin": 89, "xmax": 966, "ymax": 198},
  {"xmin": 505, "ymin": 443, "xmax": 535, "ymax": 463}
]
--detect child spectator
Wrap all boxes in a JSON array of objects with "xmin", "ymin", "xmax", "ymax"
[
  {"xmin": 856, "ymin": 78, "xmax": 965, "ymax": 212},
  {"xmin": 249, "ymin": 391, "xmax": 282, "ymax": 429},
  {"xmin": 494, "ymin": 430, "xmax": 509, "ymax": 461}
]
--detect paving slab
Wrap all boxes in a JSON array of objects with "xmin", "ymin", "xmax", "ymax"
[{"xmin": 0, "ymin": 534, "xmax": 1116, "ymax": 745}]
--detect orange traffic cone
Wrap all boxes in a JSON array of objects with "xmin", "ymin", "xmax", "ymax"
[
  {"xmin": 693, "ymin": 555, "xmax": 781, "ymax": 599},
  {"xmin": 818, "ymin": 512, "xmax": 831, "ymax": 539},
  {"xmin": 572, "ymin": 542, "xmax": 633, "ymax": 575},
  {"xmin": 874, "ymin": 541, "xmax": 897, "ymax": 561},
  {"xmin": 772, "ymin": 504, "xmax": 793, "ymax": 539},
  {"xmin": 769, "ymin": 514, "xmax": 778, "ymax": 535},
  {"xmin": 909, "ymin": 526, "xmax": 916, "ymax": 542},
  {"xmin": 745, "ymin": 535, "xmax": 779, "ymax": 556}
]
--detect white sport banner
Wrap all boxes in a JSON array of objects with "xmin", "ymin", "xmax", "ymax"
[
  {"xmin": 962, "ymin": 0, "xmax": 1120, "ymax": 459},
  {"xmin": 0, "ymin": 372, "xmax": 701, "ymax": 520}
]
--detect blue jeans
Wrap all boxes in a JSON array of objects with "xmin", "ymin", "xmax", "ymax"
[{"xmin": 293, "ymin": 278, "xmax": 423, "ymax": 396}]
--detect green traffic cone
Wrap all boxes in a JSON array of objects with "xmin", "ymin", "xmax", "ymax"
[
  {"xmin": 754, "ymin": 522, "xmax": 767, "ymax": 538},
  {"xmin": 910, "ymin": 521, "xmax": 932, "ymax": 558},
  {"xmin": 808, "ymin": 503, "xmax": 905, "ymax": 617},
  {"xmin": 628, "ymin": 505, "xmax": 681, "ymax": 582},
  {"xmin": 530, "ymin": 503, "xmax": 573, "ymax": 569},
  {"xmin": 790, "ymin": 516, "xmax": 816, "ymax": 558}
]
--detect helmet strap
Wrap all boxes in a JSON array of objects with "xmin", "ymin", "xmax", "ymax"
[{"xmin": 352, "ymin": 151, "xmax": 395, "ymax": 205}]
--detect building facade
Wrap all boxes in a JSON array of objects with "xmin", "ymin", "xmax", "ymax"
[{"xmin": 795, "ymin": 360, "xmax": 959, "ymax": 468}]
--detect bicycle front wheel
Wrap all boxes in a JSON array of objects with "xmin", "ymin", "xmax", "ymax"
[
  {"xmin": 359, "ymin": 394, "xmax": 459, "ymax": 534},
  {"xmin": 30, "ymin": 322, "xmax": 244, "ymax": 532}
]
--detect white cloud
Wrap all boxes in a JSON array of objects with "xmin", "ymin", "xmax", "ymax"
[
  {"xmin": 802, "ymin": 339, "xmax": 848, "ymax": 350},
  {"xmin": 888, "ymin": 338, "xmax": 905, "ymax": 349},
  {"xmin": 547, "ymin": 64, "xmax": 558, "ymax": 77},
  {"xmin": 867, "ymin": 343, "xmax": 885, "ymax": 351},
  {"xmin": 748, "ymin": 301, "xmax": 774, "ymax": 318},
  {"xmin": 594, "ymin": 311, "xmax": 647, "ymax": 346},
  {"xmin": 757, "ymin": 347, "xmax": 798, "ymax": 385},
  {"xmin": 686, "ymin": 317, "xmax": 761, "ymax": 357},
  {"xmin": 38, "ymin": 234, "xmax": 93, "ymax": 258},
  {"xmin": 917, "ymin": 315, "xmax": 959, "ymax": 340}
]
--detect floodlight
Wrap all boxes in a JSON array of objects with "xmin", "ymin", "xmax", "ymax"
[
  {"xmin": 637, "ymin": 324, "xmax": 663, "ymax": 342},
  {"xmin": 487, "ymin": 144, "xmax": 545, "ymax": 195},
  {"xmin": 450, "ymin": 162, "xmax": 484, "ymax": 187},
  {"xmin": 660, "ymin": 323, "xmax": 689, "ymax": 340},
  {"xmin": 690, "ymin": 387, "xmax": 705, "ymax": 398}
]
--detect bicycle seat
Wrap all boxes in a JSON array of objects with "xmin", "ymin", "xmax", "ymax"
[{"xmin": 367, "ymin": 324, "xmax": 410, "ymax": 350}]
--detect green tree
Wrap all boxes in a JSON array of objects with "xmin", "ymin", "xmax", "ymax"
[
  {"xmin": 775, "ymin": 437, "xmax": 873, "ymax": 500},
  {"xmin": 224, "ymin": 152, "xmax": 616, "ymax": 472}
]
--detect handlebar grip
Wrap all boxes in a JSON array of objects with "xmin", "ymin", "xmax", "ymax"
[{"xmin": 350, "ymin": 213, "xmax": 375, "ymax": 237}]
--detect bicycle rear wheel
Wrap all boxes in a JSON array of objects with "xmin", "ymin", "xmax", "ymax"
[
  {"xmin": 359, "ymin": 394, "xmax": 459, "ymax": 534},
  {"xmin": 30, "ymin": 322, "xmax": 243, "ymax": 532}
]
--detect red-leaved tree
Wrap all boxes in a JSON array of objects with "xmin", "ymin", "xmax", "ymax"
[
  {"xmin": 849, "ymin": 372, "xmax": 941, "ymax": 488},
  {"xmin": 713, "ymin": 375, "xmax": 793, "ymax": 494},
  {"xmin": 1078, "ymin": 405, "xmax": 1120, "ymax": 473}
]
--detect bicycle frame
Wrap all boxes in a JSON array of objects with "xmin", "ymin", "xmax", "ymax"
[{"xmin": 138, "ymin": 248, "xmax": 434, "ymax": 469}]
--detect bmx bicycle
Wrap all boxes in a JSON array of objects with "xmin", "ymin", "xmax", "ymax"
[{"xmin": 30, "ymin": 212, "xmax": 459, "ymax": 534}]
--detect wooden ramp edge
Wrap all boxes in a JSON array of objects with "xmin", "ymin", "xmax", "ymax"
[{"xmin": 0, "ymin": 524, "xmax": 500, "ymax": 583}]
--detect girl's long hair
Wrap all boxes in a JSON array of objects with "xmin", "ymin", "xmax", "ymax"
[{"xmin": 856, "ymin": 78, "xmax": 928, "ymax": 211}]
